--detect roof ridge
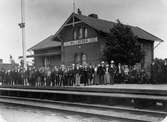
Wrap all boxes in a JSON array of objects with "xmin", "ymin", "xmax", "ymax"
[{"xmin": 75, "ymin": 13, "xmax": 116, "ymax": 24}]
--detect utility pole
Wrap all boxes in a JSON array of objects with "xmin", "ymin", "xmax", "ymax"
[
  {"xmin": 18, "ymin": 0, "xmax": 26, "ymax": 70},
  {"xmin": 73, "ymin": 0, "xmax": 76, "ymax": 13}
]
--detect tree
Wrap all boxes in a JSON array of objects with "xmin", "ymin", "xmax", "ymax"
[
  {"xmin": 102, "ymin": 20, "xmax": 143, "ymax": 66},
  {"xmin": 151, "ymin": 58, "xmax": 167, "ymax": 84}
]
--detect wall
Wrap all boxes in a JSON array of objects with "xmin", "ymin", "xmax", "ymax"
[
  {"xmin": 140, "ymin": 39, "xmax": 154, "ymax": 77},
  {"xmin": 61, "ymin": 23, "xmax": 102, "ymax": 65},
  {"xmin": 34, "ymin": 47, "xmax": 61, "ymax": 67}
]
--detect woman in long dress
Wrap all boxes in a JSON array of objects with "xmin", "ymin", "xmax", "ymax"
[
  {"xmin": 104, "ymin": 64, "xmax": 110, "ymax": 84},
  {"xmin": 93, "ymin": 66, "xmax": 99, "ymax": 85},
  {"xmin": 75, "ymin": 66, "xmax": 80, "ymax": 86}
]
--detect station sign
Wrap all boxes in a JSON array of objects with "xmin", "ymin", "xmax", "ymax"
[{"xmin": 64, "ymin": 37, "xmax": 98, "ymax": 47}]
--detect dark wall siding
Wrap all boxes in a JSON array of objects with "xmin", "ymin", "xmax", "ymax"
[
  {"xmin": 140, "ymin": 39, "xmax": 154, "ymax": 77},
  {"xmin": 61, "ymin": 22, "xmax": 102, "ymax": 65},
  {"xmin": 63, "ymin": 41, "xmax": 101, "ymax": 65},
  {"xmin": 34, "ymin": 47, "xmax": 61, "ymax": 67}
]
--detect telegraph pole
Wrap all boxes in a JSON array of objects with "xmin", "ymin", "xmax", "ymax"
[
  {"xmin": 72, "ymin": 0, "xmax": 76, "ymax": 27},
  {"xmin": 73, "ymin": 0, "xmax": 76, "ymax": 13},
  {"xmin": 19, "ymin": 0, "xmax": 26, "ymax": 70}
]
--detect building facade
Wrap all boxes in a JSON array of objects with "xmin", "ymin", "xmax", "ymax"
[{"xmin": 29, "ymin": 12, "xmax": 163, "ymax": 76}]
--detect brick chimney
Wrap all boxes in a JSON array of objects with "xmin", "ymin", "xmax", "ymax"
[{"xmin": 77, "ymin": 8, "xmax": 82, "ymax": 15}]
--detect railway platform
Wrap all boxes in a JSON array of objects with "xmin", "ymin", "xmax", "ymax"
[{"xmin": 0, "ymin": 84, "xmax": 167, "ymax": 121}]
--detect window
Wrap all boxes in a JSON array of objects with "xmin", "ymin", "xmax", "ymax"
[
  {"xmin": 73, "ymin": 30, "xmax": 77, "ymax": 40},
  {"xmin": 100, "ymin": 44, "xmax": 105, "ymax": 52},
  {"xmin": 82, "ymin": 54, "xmax": 87, "ymax": 65},
  {"xmin": 84, "ymin": 28, "xmax": 88, "ymax": 38},
  {"xmin": 140, "ymin": 43, "xmax": 144, "ymax": 51},
  {"xmin": 74, "ymin": 53, "xmax": 81, "ymax": 64},
  {"xmin": 79, "ymin": 27, "xmax": 83, "ymax": 39}
]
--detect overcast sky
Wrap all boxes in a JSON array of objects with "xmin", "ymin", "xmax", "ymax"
[{"xmin": 0, "ymin": 0, "xmax": 167, "ymax": 63}]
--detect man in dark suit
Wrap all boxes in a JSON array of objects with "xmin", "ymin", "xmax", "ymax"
[{"xmin": 97, "ymin": 62, "xmax": 105, "ymax": 85}]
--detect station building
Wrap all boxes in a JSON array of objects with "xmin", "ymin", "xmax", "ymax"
[{"xmin": 29, "ymin": 12, "xmax": 163, "ymax": 76}]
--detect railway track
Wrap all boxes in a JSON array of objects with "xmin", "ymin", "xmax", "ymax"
[{"xmin": 0, "ymin": 95, "xmax": 165, "ymax": 122}]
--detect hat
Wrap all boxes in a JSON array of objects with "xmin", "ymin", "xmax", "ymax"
[
  {"xmin": 110, "ymin": 60, "xmax": 114, "ymax": 63},
  {"xmin": 106, "ymin": 64, "xmax": 109, "ymax": 67}
]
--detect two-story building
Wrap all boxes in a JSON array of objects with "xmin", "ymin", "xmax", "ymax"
[{"xmin": 29, "ymin": 12, "xmax": 163, "ymax": 76}]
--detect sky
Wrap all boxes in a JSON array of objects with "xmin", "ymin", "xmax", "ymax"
[{"xmin": 0, "ymin": 0, "xmax": 167, "ymax": 63}]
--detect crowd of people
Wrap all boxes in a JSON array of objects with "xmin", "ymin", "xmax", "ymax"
[{"xmin": 0, "ymin": 61, "xmax": 150, "ymax": 87}]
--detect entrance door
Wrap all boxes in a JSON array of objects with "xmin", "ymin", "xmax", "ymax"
[
  {"xmin": 74, "ymin": 53, "xmax": 81, "ymax": 64},
  {"xmin": 81, "ymin": 53, "xmax": 87, "ymax": 66},
  {"xmin": 74, "ymin": 53, "xmax": 87, "ymax": 65}
]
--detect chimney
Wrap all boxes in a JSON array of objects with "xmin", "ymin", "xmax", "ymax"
[
  {"xmin": 77, "ymin": 8, "xmax": 82, "ymax": 15},
  {"xmin": 88, "ymin": 13, "xmax": 98, "ymax": 19}
]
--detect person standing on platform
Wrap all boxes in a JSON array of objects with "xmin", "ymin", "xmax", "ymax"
[
  {"xmin": 55, "ymin": 67, "xmax": 58, "ymax": 86},
  {"xmin": 93, "ymin": 65, "xmax": 99, "ymax": 85},
  {"xmin": 71, "ymin": 64, "xmax": 76, "ymax": 86},
  {"xmin": 35, "ymin": 69, "xmax": 41, "ymax": 87},
  {"xmin": 64, "ymin": 68, "xmax": 69, "ymax": 86},
  {"xmin": 81, "ymin": 66, "xmax": 88, "ymax": 86},
  {"xmin": 104, "ymin": 64, "xmax": 110, "ymax": 84},
  {"xmin": 108, "ymin": 60, "xmax": 116, "ymax": 84},
  {"xmin": 0, "ymin": 70, "xmax": 2, "ymax": 85},
  {"xmin": 118, "ymin": 63, "xmax": 124, "ymax": 83},
  {"xmin": 58, "ymin": 67, "xmax": 63, "ymax": 86},
  {"xmin": 6, "ymin": 70, "xmax": 10, "ymax": 85},
  {"xmin": 0, "ymin": 70, "xmax": 5, "ymax": 85},
  {"xmin": 25, "ymin": 68, "xmax": 30, "ymax": 86},
  {"xmin": 50, "ymin": 68, "xmax": 56, "ymax": 86},
  {"xmin": 68, "ymin": 68, "xmax": 72, "ymax": 86},
  {"xmin": 67, "ymin": 68, "xmax": 71, "ymax": 86},
  {"xmin": 12, "ymin": 69, "xmax": 17, "ymax": 85},
  {"xmin": 97, "ymin": 61, "xmax": 105, "ymax": 85},
  {"xmin": 19, "ymin": 69, "xmax": 23, "ymax": 86},
  {"xmin": 29, "ymin": 68, "xmax": 34, "ymax": 86},
  {"xmin": 80, "ymin": 66, "xmax": 84, "ymax": 85},
  {"xmin": 88, "ymin": 65, "xmax": 94, "ymax": 85},
  {"xmin": 0, "ymin": 70, "xmax": 4, "ymax": 85},
  {"xmin": 75, "ymin": 65, "xmax": 80, "ymax": 86},
  {"xmin": 46, "ymin": 67, "xmax": 51, "ymax": 86}
]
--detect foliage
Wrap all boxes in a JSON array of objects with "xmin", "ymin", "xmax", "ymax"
[
  {"xmin": 151, "ymin": 58, "xmax": 167, "ymax": 84},
  {"xmin": 102, "ymin": 20, "xmax": 143, "ymax": 66}
]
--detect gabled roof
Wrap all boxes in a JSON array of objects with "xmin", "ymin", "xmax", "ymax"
[
  {"xmin": 73, "ymin": 13, "xmax": 163, "ymax": 42},
  {"xmin": 30, "ymin": 12, "xmax": 163, "ymax": 51},
  {"xmin": 29, "ymin": 35, "xmax": 61, "ymax": 51}
]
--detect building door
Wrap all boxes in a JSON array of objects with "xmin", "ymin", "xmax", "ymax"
[
  {"xmin": 74, "ymin": 53, "xmax": 87, "ymax": 65},
  {"xmin": 74, "ymin": 53, "xmax": 81, "ymax": 64}
]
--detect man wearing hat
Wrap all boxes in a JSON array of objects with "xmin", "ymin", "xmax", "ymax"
[
  {"xmin": 109, "ymin": 60, "xmax": 116, "ymax": 84},
  {"xmin": 97, "ymin": 61, "xmax": 105, "ymax": 85}
]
